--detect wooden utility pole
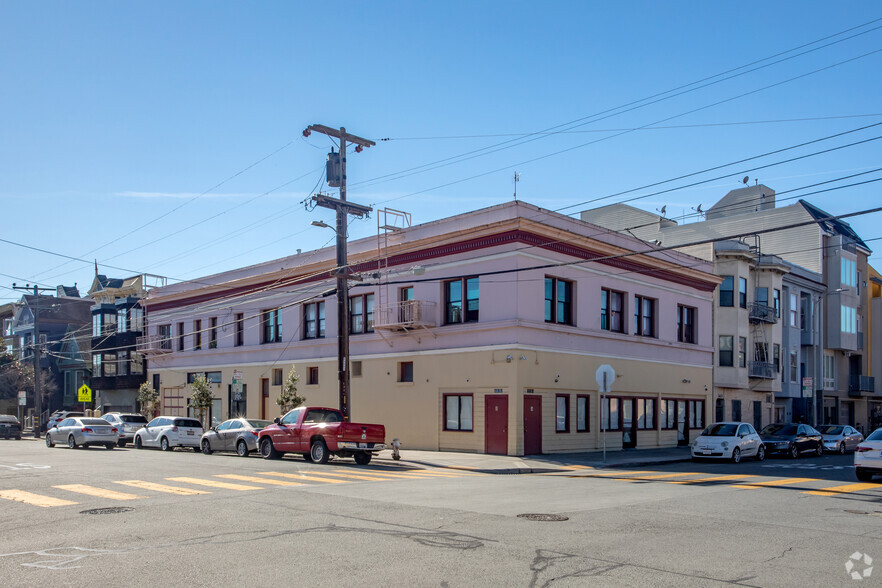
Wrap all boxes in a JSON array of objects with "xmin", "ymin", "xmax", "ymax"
[
  {"xmin": 303, "ymin": 125, "xmax": 375, "ymax": 421},
  {"xmin": 12, "ymin": 283, "xmax": 53, "ymax": 437}
]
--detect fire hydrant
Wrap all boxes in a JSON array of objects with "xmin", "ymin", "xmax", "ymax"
[{"xmin": 391, "ymin": 438, "xmax": 401, "ymax": 461}]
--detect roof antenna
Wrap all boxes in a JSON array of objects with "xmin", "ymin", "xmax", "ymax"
[
  {"xmin": 742, "ymin": 176, "xmax": 749, "ymax": 185},
  {"xmin": 94, "ymin": 259, "xmax": 98, "ymax": 277},
  {"xmin": 656, "ymin": 205, "xmax": 667, "ymax": 216},
  {"xmin": 513, "ymin": 172, "xmax": 520, "ymax": 201}
]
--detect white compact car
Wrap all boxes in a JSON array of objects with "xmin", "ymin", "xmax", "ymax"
[
  {"xmin": 134, "ymin": 416, "xmax": 204, "ymax": 451},
  {"xmin": 691, "ymin": 422, "xmax": 765, "ymax": 463},
  {"xmin": 854, "ymin": 427, "xmax": 882, "ymax": 482}
]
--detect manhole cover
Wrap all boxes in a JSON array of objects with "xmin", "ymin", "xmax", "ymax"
[
  {"xmin": 517, "ymin": 513, "xmax": 569, "ymax": 522},
  {"xmin": 80, "ymin": 507, "xmax": 134, "ymax": 515}
]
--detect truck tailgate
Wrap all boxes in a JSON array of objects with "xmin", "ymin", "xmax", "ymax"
[{"xmin": 339, "ymin": 423, "xmax": 385, "ymax": 443}]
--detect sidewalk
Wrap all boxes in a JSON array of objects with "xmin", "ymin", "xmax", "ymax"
[{"xmin": 375, "ymin": 445, "xmax": 692, "ymax": 474}]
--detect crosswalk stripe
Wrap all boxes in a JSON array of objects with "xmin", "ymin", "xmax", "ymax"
[
  {"xmin": 803, "ymin": 483, "xmax": 880, "ymax": 496},
  {"xmin": 286, "ymin": 471, "xmax": 391, "ymax": 482},
  {"xmin": 341, "ymin": 470, "xmax": 460, "ymax": 480},
  {"xmin": 166, "ymin": 477, "xmax": 262, "ymax": 491},
  {"xmin": 668, "ymin": 474, "xmax": 753, "ymax": 485},
  {"xmin": 114, "ymin": 480, "xmax": 211, "ymax": 495},
  {"xmin": 400, "ymin": 470, "xmax": 483, "ymax": 478},
  {"xmin": 216, "ymin": 474, "xmax": 304, "ymax": 486},
  {"xmin": 625, "ymin": 472, "xmax": 702, "ymax": 481},
  {"xmin": 0, "ymin": 490, "xmax": 79, "ymax": 508},
  {"xmin": 732, "ymin": 477, "xmax": 817, "ymax": 489},
  {"xmin": 260, "ymin": 472, "xmax": 350, "ymax": 484},
  {"xmin": 569, "ymin": 470, "xmax": 654, "ymax": 478},
  {"xmin": 54, "ymin": 484, "xmax": 143, "ymax": 501}
]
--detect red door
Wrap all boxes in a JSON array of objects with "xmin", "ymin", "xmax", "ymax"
[
  {"xmin": 260, "ymin": 378, "xmax": 269, "ymax": 420},
  {"xmin": 485, "ymin": 395, "xmax": 508, "ymax": 455},
  {"xmin": 523, "ymin": 396, "xmax": 542, "ymax": 455}
]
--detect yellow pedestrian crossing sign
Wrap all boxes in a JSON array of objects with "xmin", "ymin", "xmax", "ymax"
[{"xmin": 78, "ymin": 384, "xmax": 92, "ymax": 402}]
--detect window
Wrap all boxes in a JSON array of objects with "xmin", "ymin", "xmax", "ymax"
[
  {"xmin": 601, "ymin": 397, "xmax": 620, "ymax": 430},
  {"xmin": 444, "ymin": 394, "xmax": 473, "ymax": 431},
  {"xmin": 841, "ymin": 306, "xmax": 857, "ymax": 334},
  {"xmin": 545, "ymin": 277, "xmax": 573, "ymax": 325},
  {"xmin": 349, "ymin": 294, "xmax": 375, "ymax": 334},
  {"xmin": 130, "ymin": 352, "xmax": 144, "ymax": 375},
  {"xmin": 130, "ymin": 307, "xmax": 144, "ymax": 332},
  {"xmin": 234, "ymin": 313, "xmax": 244, "ymax": 347},
  {"xmin": 790, "ymin": 351, "xmax": 798, "ymax": 382},
  {"xmin": 719, "ymin": 276, "xmax": 734, "ymax": 307},
  {"xmin": 307, "ymin": 366, "xmax": 319, "ymax": 385},
  {"xmin": 738, "ymin": 336, "xmax": 746, "ymax": 368},
  {"xmin": 193, "ymin": 319, "xmax": 202, "ymax": 350},
  {"xmin": 789, "ymin": 292, "xmax": 798, "ymax": 327},
  {"xmin": 262, "ymin": 309, "xmax": 282, "ymax": 343},
  {"xmin": 636, "ymin": 398, "xmax": 655, "ymax": 429},
  {"xmin": 398, "ymin": 287, "xmax": 415, "ymax": 322},
  {"xmin": 731, "ymin": 399, "xmax": 742, "ymax": 422},
  {"xmin": 209, "ymin": 317, "xmax": 218, "ymax": 349},
  {"xmin": 601, "ymin": 289, "xmax": 624, "ymax": 332},
  {"xmin": 773, "ymin": 343, "xmax": 780, "ymax": 373},
  {"xmin": 187, "ymin": 371, "xmax": 222, "ymax": 384},
  {"xmin": 92, "ymin": 313, "xmax": 115, "ymax": 336},
  {"xmin": 754, "ymin": 342, "xmax": 768, "ymax": 363},
  {"xmin": 755, "ymin": 287, "xmax": 768, "ymax": 307},
  {"xmin": 556, "ymin": 395, "xmax": 569, "ymax": 432},
  {"xmin": 118, "ymin": 351, "xmax": 129, "ymax": 376},
  {"xmin": 633, "ymin": 295, "xmax": 655, "ymax": 337},
  {"xmin": 715, "ymin": 398, "xmax": 725, "ymax": 422},
  {"xmin": 719, "ymin": 336, "xmax": 734, "ymax": 367},
  {"xmin": 92, "ymin": 354, "xmax": 102, "ymax": 376},
  {"xmin": 303, "ymin": 301, "xmax": 325, "ymax": 339},
  {"xmin": 177, "ymin": 322, "xmax": 185, "ymax": 351},
  {"xmin": 841, "ymin": 257, "xmax": 857, "ymax": 287},
  {"xmin": 677, "ymin": 305, "xmax": 696, "ymax": 344},
  {"xmin": 445, "ymin": 277, "xmax": 479, "ymax": 324},
  {"xmin": 661, "ymin": 399, "xmax": 676, "ymax": 429},
  {"xmin": 773, "ymin": 289, "xmax": 780, "ymax": 317},
  {"xmin": 799, "ymin": 295, "xmax": 808, "ymax": 330},
  {"xmin": 689, "ymin": 400, "xmax": 705, "ymax": 429},
  {"xmin": 398, "ymin": 361, "xmax": 413, "ymax": 383},
  {"xmin": 739, "ymin": 277, "xmax": 747, "ymax": 308},
  {"xmin": 351, "ymin": 360, "xmax": 362, "ymax": 377},
  {"xmin": 823, "ymin": 352, "xmax": 835, "ymax": 389},
  {"xmin": 272, "ymin": 369, "xmax": 283, "ymax": 386},
  {"xmin": 576, "ymin": 395, "xmax": 589, "ymax": 432},
  {"xmin": 159, "ymin": 325, "xmax": 172, "ymax": 351},
  {"xmin": 117, "ymin": 308, "xmax": 128, "ymax": 333}
]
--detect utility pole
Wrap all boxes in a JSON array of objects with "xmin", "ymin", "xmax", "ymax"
[
  {"xmin": 12, "ymin": 283, "xmax": 53, "ymax": 438},
  {"xmin": 303, "ymin": 124, "xmax": 375, "ymax": 421}
]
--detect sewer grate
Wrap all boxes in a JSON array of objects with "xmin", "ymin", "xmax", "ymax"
[
  {"xmin": 80, "ymin": 507, "xmax": 134, "ymax": 515},
  {"xmin": 517, "ymin": 513, "xmax": 569, "ymax": 522}
]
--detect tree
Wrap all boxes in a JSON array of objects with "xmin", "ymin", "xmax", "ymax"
[
  {"xmin": 0, "ymin": 352, "xmax": 57, "ymax": 404},
  {"xmin": 276, "ymin": 365, "xmax": 305, "ymax": 414},
  {"xmin": 137, "ymin": 381, "xmax": 160, "ymax": 417},
  {"xmin": 190, "ymin": 374, "xmax": 214, "ymax": 428}
]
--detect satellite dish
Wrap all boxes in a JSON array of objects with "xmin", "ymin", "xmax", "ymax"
[{"xmin": 742, "ymin": 176, "xmax": 749, "ymax": 185}]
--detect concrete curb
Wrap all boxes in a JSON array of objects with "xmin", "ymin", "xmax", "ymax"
[{"xmin": 376, "ymin": 455, "xmax": 693, "ymax": 474}]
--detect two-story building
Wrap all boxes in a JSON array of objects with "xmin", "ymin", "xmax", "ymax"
[{"xmin": 140, "ymin": 201, "xmax": 719, "ymax": 455}]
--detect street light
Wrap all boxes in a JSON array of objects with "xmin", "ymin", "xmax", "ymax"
[{"xmin": 311, "ymin": 220, "xmax": 333, "ymax": 230}]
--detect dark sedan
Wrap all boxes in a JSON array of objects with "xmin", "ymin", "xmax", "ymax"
[
  {"xmin": 759, "ymin": 423, "xmax": 824, "ymax": 458},
  {"xmin": 0, "ymin": 415, "xmax": 22, "ymax": 439}
]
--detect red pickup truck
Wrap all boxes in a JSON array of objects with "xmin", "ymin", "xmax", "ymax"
[{"xmin": 258, "ymin": 407, "xmax": 385, "ymax": 465}]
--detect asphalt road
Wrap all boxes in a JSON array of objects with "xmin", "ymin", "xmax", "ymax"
[{"xmin": 1, "ymin": 439, "xmax": 881, "ymax": 587}]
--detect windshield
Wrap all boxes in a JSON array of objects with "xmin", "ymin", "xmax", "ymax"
[
  {"xmin": 866, "ymin": 429, "xmax": 882, "ymax": 441},
  {"xmin": 247, "ymin": 420, "xmax": 271, "ymax": 428},
  {"xmin": 121, "ymin": 415, "xmax": 148, "ymax": 423},
  {"xmin": 761, "ymin": 424, "xmax": 797, "ymax": 436},
  {"xmin": 818, "ymin": 425, "xmax": 843, "ymax": 435},
  {"xmin": 700, "ymin": 424, "xmax": 738, "ymax": 437}
]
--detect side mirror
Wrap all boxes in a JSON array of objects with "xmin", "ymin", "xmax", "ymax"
[{"xmin": 273, "ymin": 417, "xmax": 280, "ymax": 424}]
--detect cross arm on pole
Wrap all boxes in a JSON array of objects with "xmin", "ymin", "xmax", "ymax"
[{"xmin": 303, "ymin": 124, "xmax": 376, "ymax": 148}]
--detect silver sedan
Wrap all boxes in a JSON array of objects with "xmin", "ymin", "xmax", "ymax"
[
  {"xmin": 201, "ymin": 418, "xmax": 272, "ymax": 457},
  {"xmin": 818, "ymin": 424, "xmax": 864, "ymax": 454},
  {"xmin": 46, "ymin": 417, "xmax": 119, "ymax": 449}
]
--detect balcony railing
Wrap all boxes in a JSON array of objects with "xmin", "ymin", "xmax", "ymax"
[
  {"xmin": 748, "ymin": 302, "xmax": 777, "ymax": 324},
  {"xmin": 136, "ymin": 334, "xmax": 172, "ymax": 354},
  {"xmin": 849, "ymin": 374, "xmax": 875, "ymax": 394},
  {"xmin": 748, "ymin": 361, "xmax": 776, "ymax": 379},
  {"xmin": 373, "ymin": 300, "xmax": 437, "ymax": 332}
]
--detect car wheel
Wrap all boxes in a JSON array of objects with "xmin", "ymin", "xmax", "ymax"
[
  {"xmin": 68, "ymin": 435, "xmax": 77, "ymax": 449},
  {"xmin": 789, "ymin": 444, "xmax": 799, "ymax": 459},
  {"xmin": 354, "ymin": 452, "xmax": 372, "ymax": 465},
  {"xmin": 856, "ymin": 468, "xmax": 873, "ymax": 482},
  {"xmin": 816, "ymin": 443, "xmax": 823, "ymax": 457},
  {"xmin": 117, "ymin": 440, "xmax": 126, "ymax": 448},
  {"xmin": 839, "ymin": 442, "xmax": 846, "ymax": 455},
  {"xmin": 302, "ymin": 452, "xmax": 313, "ymax": 462},
  {"xmin": 310, "ymin": 439, "xmax": 330, "ymax": 464},
  {"xmin": 201, "ymin": 439, "xmax": 212, "ymax": 455},
  {"xmin": 105, "ymin": 443, "xmax": 114, "ymax": 450},
  {"xmin": 236, "ymin": 440, "xmax": 249, "ymax": 457},
  {"xmin": 259, "ymin": 438, "xmax": 280, "ymax": 459},
  {"xmin": 45, "ymin": 435, "xmax": 54, "ymax": 448},
  {"xmin": 756, "ymin": 445, "xmax": 766, "ymax": 462},
  {"xmin": 134, "ymin": 436, "xmax": 143, "ymax": 449},
  {"xmin": 160, "ymin": 437, "xmax": 171, "ymax": 451},
  {"xmin": 731, "ymin": 447, "xmax": 741, "ymax": 464}
]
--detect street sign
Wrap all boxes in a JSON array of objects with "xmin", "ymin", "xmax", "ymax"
[
  {"xmin": 232, "ymin": 370, "xmax": 243, "ymax": 399},
  {"xmin": 18, "ymin": 390, "xmax": 26, "ymax": 406},
  {"xmin": 77, "ymin": 384, "xmax": 92, "ymax": 402},
  {"xmin": 802, "ymin": 377, "xmax": 813, "ymax": 398},
  {"xmin": 596, "ymin": 365, "xmax": 615, "ymax": 393}
]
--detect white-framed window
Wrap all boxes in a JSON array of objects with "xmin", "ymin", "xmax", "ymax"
[
  {"xmin": 841, "ymin": 257, "xmax": 857, "ymax": 287},
  {"xmin": 841, "ymin": 306, "xmax": 857, "ymax": 334}
]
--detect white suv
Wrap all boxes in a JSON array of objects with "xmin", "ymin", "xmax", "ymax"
[{"xmin": 134, "ymin": 416, "xmax": 204, "ymax": 451}]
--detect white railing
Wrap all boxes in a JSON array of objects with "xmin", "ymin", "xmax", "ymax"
[
  {"xmin": 373, "ymin": 300, "xmax": 436, "ymax": 330},
  {"xmin": 136, "ymin": 334, "xmax": 172, "ymax": 354}
]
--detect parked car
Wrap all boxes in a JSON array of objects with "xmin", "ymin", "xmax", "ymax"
[
  {"xmin": 45, "ymin": 417, "xmax": 119, "ymax": 449},
  {"xmin": 0, "ymin": 415, "xmax": 22, "ymax": 439},
  {"xmin": 759, "ymin": 423, "xmax": 824, "ymax": 458},
  {"xmin": 201, "ymin": 418, "xmax": 272, "ymax": 457},
  {"xmin": 818, "ymin": 424, "xmax": 864, "ymax": 454},
  {"xmin": 691, "ymin": 422, "xmax": 765, "ymax": 462},
  {"xmin": 133, "ymin": 416, "xmax": 203, "ymax": 451},
  {"xmin": 855, "ymin": 428, "xmax": 882, "ymax": 482},
  {"xmin": 258, "ymin": 406, "xmax": 385, "ymax": 465},
  {"xmin": 45, "ymin": 411, "xmax": 85, "ymax": 431},
  {"xmin": 101, "ymin": 412, "xmax": 149, "ymax": 447}
]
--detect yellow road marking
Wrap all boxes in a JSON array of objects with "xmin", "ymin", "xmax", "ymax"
[
  {"xmin": 216, "ymin": 474, "xmax": 304, "ymax": 486},
  {"xmin": 625, "ymin": 472, "xmax": 702, "ymax": 481},
  {"xmin": 286, "ymin": 471, "xmax": 391, "ymax": 482},
  {"xmin": 570, "ymin": 470, "xmax": 655, "ymax": 478},
  {"xmin": 345, "ymin": 470, "xmax": 463, "ymax": 480},
  {"xmin": 54, "ymin": 484, "xmax": 143, "ymax": 501},
  {"xmin": 668, "ymin": 474, "xmax": 753, "ymax": 485},
  {"xmin": 803, "ymin": 483, "xmax": 881, "ymax": 496},
  {"xmin": 114, "ymin": 480, "xmax": 211, "ymax": 495},
  {"xmin": 0, "ymin": 490, "xmax": 79, "ymax": 508},
  {"xmin": 260, "ymin": 472, "xmax": 350, "ymax": 484},
  {"xmin": 560, "ymin": 465, "xmax": 592, "ymax": 470},
  {"xmin": 166, "ymin": 477, "xmax": 262, "ymax": 491},
  {"xmin": 732, "ymin": 477, "xmax": 817, "ymax": 489}
]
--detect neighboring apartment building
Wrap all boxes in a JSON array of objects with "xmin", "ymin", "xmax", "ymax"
[
  {"xmin": 583, "ymin": 184, "xmax": 873, "ymax": 430},
  {"xmin": 140, "ymin": 201, "xmax": 719, "ymax": 455},
  {"xmin": 868, "ymin": 265, "xmax": 882, "ymax": 431}
]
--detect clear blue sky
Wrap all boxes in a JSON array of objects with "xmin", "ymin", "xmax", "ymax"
[{"xmin": 2, "ymin": 2, "xmax": 881, "ymax": 301}]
